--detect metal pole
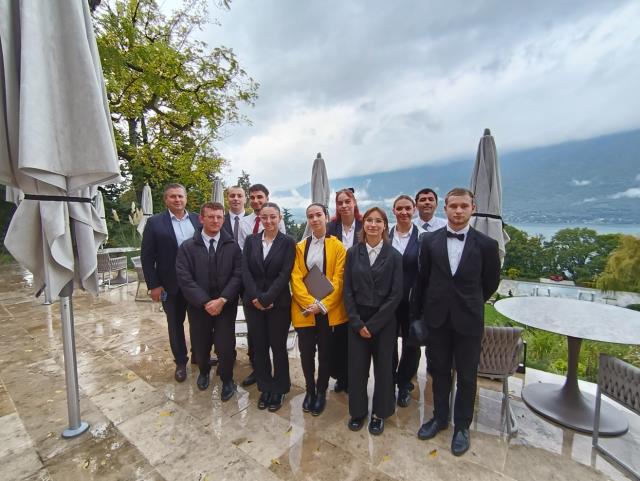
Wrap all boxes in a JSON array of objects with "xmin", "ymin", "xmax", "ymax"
[{"xmin": 59, "ymin": 281, "xmax": 89, "ymax": 438}]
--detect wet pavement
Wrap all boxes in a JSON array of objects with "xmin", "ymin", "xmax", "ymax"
[{"xmin": 0, "ymin": 262, "xmax": 638, "ymax": 481}]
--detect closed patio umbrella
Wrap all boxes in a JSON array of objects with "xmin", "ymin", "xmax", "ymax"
[
  {"xmin": 1, "ymin": 0, "xmax": 120, "ymax": 437},
  {"xmin": 303, "ymin": 153, "xmax": 330, "ymax": 238},
  {"xmin": 95, "ymin": 189, "xmax": 108, "ymax": 245},
  {"xmin": 211, "ymin": 177, "xmax": 224, "ymax": 204},
  {"xmin": 4, "ymin": 185, "xmax": 22, "ymax": 204},
  {"xmin": 137, "ymin": 183, "xmax": 153, "ymax": 236},
  {"xmin": 469, "ymin": 128, "xmax": 509, "ymax": 262}
]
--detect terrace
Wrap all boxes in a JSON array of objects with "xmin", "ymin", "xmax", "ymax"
[{"xmin": 0, "ymin": 262, "xmax": 638, "ymax": 481}]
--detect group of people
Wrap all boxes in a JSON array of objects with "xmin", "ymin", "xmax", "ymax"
[{"xmin": 140, "ymin": 181, "xmax": 500, "ymax": 456}]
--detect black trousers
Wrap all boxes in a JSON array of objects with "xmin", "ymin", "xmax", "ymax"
[
  {"xmin": 188, "ymin": 305, "xmax": 236, "ymax": 382},
  {"xmin": 392, "ymin": 300, "xmax": 421, "ymax": 390},
  {"xmin": 244, "ymin": 305, "xmax": 291, "ymax": 394},
  {"xmin": 329, "ymin": 322, "xmax": 348, "ymax": 386},
  {"xmin": 348, "ymin": 305, "xmax": 396, "ymax": 419},
  {"xmin": 427, "ymin": 323, "xmax": 482, "ymax": 429},
  {"xmin": 296, "ymin": 314, "xmax": 331, "ymax": 394},
  {"xmin": 162, "ymin": 290, "xmax": 192, "ymax": 365}
]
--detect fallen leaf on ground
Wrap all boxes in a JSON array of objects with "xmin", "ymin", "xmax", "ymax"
[{"xmin": 429, "ymin": 449, "xmax": 438, "ymax": 458}]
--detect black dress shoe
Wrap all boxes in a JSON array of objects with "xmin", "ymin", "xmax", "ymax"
[
  {"xmin": 368, "ymin": 416, "xmax": 384, "ymax": 435},
  {"xmin": 347, "ymin": 415, "xmax": 366, "ymax": 432},
  {"xmin": 334, "ymin": 379, "xmax": 348, "ymax": 393},
  {"xmin": 311, "ymin": 391, "xmax": 326, "ymax": 416},
  {"xmin": 196, "ymin": 371, "xmax": 210, "ymax": 391},
  {"xmin": 451, "ymin": 428, "xmax": 470, "ymax": 456},
  {"xmin": 268, "ymin": 393, "xmax": 285, "ymax": 412},
  {"xmin": 417, "ymin": 418, "xmax": 448, "ymax": 440},
  {"xmin": 257, "ymin": 392, "xmax": 271, "ymax": 410},
  {"xmin": 221, "ymin": 381, "xmax": 236, "ymax": 401},
  {"xmin": 241, "ymin": 371, "xmax": 257, "ymax": 387},
  {"xmin": 397, "ymin": 389, "xmax": 411, "ymax": 408},
  {"xmin": 174, "ymin": 364, "xmax": 187, "ymax": 383},
  {"xmin": 302, "ymin": 392, "xmax": 315, "ymax": 413}
]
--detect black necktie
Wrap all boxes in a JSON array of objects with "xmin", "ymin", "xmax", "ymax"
[
  {"xmin": 446, "ymin": 231, "xmax": 465, "ymax": 241},
  {"xmin": 233, "ymin": 216, "xmax": 239, "ymax": 242},
  {"xmin": 209, "ymin": 238, "xmax": 216, "ymax": 256}
]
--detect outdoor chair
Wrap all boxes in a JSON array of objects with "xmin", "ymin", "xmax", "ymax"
[
  {"xmin": 477, "ymin": 326, "xmax": 524, "ymax": 436},
  {"xmin": 593, "ymin": 354, "xmax": 640, "ymax": 480},
  {"xmin": 131, "ymin": 256, "xmax": 150, "ymax": 301},
  {"xmin": 96, "ymin": 252, "xmax": 128, "ymax": 289}
]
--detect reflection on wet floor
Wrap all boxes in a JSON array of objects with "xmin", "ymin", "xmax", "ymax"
[{"xmin": 0, "ymin": 263, "xmax": 638, "ymax": 481}]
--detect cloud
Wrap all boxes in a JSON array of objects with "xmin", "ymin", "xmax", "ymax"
[
  {"xmin": 610, "ymin": 187, "xmax": 640, "ymax": 199},
  {"xmin": 583, "ymin": 197, "xmax": 596, "ymax": 202},
  {"xmin": 636, "ymin": 173, "xmax": 640, "ymax": 181},
  {"xmin": 572, "ymin": 179, "xmax": 592, "ymax": 186}
]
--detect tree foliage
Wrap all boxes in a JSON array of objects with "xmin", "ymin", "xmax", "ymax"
[
  {"xmin": 596, "ymin": 235, "xmax": 640, "ymax": 293},
  {"xmin": 502, "ymin": 225, "xmax": 550, "ymax": 279},
  {"xmin": 93, "ymin": 0, "xmax": 258, "ymax": 211}
]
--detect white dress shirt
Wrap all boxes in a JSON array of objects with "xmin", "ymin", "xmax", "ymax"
[
  {"xmin": 229, "ymin": 211, "xmax": 246, "ymax": 241},
  {"xmin": 447, "ymin": 224, "xmax": 470, "ymax": 275},
  {"xmin": 238, "ymin": 212, "xmax": 286, "ymax": 250},
  {"xmin": 306, "ymin": 234, "xmax": 325, "ymax": 271},
  {"xmin": 416, "ymin": 215, "xmax": 447, "ymax": 232},
  {"xmin": 366, "ymin": 240, "xmax": 384, "ymax": 266},
  {"xmin": 201, "ymin": 231, "xmax": 220, "ymax": 252},
  {"xmin": 261, "ymin": 232, "xmax": 276, "ymax": 259},
  {"xmin": 170, "ymin": 210, "xmax": 195, "ymax": 246},
  {"xmin": 341, "ymin": 221, "xmax": 356, "ymax": 250}
]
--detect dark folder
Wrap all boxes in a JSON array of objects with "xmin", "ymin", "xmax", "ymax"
[{"xmin": 303, "ymin": 264, "xmax": 334, "ymax": 300}]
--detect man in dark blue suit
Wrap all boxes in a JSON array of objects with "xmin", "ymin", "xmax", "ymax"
[{"xmin": 141, "ymin": 183, "xmax": 201, "ymax": 382}]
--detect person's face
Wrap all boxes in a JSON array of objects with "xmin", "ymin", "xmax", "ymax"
[
  {"xmin": 164, "ymin": 187, "xmax": 187, "ymax": 214},
  {"xmin": 227, "ymin": 188, "xmax": 246, "ymax": 213},
  {"xmin": 259, "ymin": 206, "xmax": 281, "ymax": 233},
  {"xmin": 249, "ymin": 190, "xmax": 268, "ymax": 212},
  {"xmin": 393, "ymin": 199, "xmax": 414, "ymax": 224},
  {"xmin": 199, "ymin": 208, "xmax": 224, "ymax": 237},
  {"xmin": 445, "ymin": 194, "xmax": 475, "ymax": 230},
  {"xmin": 416, "ymin": 192, "xmax": 438, "ymax": 220},
  {"xmin": 336, "ymin": 193, "xmax": 355, "ymax": 220},
  {"xmin": 363, "ymin": 210, "xmax": 385, "ymax": 241},
  {"xmin": 306, "ymin": 205, "xmax": 328, "ymax": 236}
]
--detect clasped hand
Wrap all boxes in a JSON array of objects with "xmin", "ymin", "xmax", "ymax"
[
  {"xmin": 204, "ymin": 298, "xmax": 225, "ymax": 316},
  {"xmin": 252, "ymin": 298, "xmax": 274, "ymax": 311}
]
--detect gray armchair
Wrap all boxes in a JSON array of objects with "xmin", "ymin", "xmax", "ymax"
[
  {"xmin": 96, "ymin": 252, "xmax": 128, "ymax": 289},
  {"xmin": 593, "ymin": 354, "xmax": 640, "ymax": 480},
  {"xmin": 130, "ymin": 256, "xmax": 149, "ymax": 301}
]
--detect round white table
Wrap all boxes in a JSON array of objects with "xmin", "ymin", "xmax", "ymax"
[{"xmin": 494, "ymin": 296, "xmax": 640, "ymax": 435}]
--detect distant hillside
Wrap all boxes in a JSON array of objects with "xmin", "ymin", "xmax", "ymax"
[{"xmin": 278, "ymin": 129, "xmax": 640, "ymax": 224}]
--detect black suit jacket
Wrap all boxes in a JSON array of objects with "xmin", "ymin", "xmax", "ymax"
[
  {"xmin": 241, "ymin": 231, "xmax": 296, "ymax": 308},
  {"xmin": 411, "ymin": 226, "xmax": 501, "ymax": 337},
  {"xmin": 389, "ymin": 224, "xmax": 421, "ymax": 302},
  {"xmin": 343, "ymin": 242, "xmax": 403, "ymax": 336},
  {"xmin": 327, "ymin": 219, "xmax": 363, "ymax": 247},
  {"xmin": 140, "ymin": 210, "xmax": 201, "ymax": 295},
  {"xmin": 175, "ymin": 228, "xmax": 242, "ymax": 309}
]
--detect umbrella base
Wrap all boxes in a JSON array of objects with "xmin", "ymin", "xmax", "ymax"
[{"xmin": 62, "ymin": 421, "xmax": 89, "ymax": 439}]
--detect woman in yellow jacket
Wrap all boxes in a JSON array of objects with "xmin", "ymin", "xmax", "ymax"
[{"xmin": 291, "ymin": 203, "xmax": 348, "ymax": 416}]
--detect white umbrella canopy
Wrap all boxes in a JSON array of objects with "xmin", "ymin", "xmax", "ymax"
[
  {"xmin": 303, "ymin": 153, "xmax": 330, "ymax": 238},
  {"xmin": 4, "ymin": 185, "xmax": 23, "ymax": 204},
  {"xmin": 0, "ymin": 0, "xmax": 120, "ymax": 297},
  {"xmin": 95, "ymin": 189, "xmax": 108, "ymax": 244},
  {"xmin": 469, "ymin": 128, "xmax": 509, "ymax": 261},
  {"xmin": 137, "ymin": 183, "xmax": 153, "ymax": 236},
  {"xmin": 211, "ymin": 177, "xmax": 224, "ymax": 204}
]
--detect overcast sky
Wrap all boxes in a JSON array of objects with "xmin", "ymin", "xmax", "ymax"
[{"xmin": 172, "ymin": 0, "xmax": 640, "ymax": 191}]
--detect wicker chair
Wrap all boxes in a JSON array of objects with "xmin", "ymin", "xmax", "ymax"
[
  {"xmin": 96, "ymin": 252, "xmax": 128, "ymax": 289},
  {"xmin": 477, "ymin": 326, "xmax": 524, "ymax": 436},
  {"xmin": 131, "ymin": 256, "xmax": 149, "ymax": 301},
  {"xmin": 593, "ymin": 354, "xmax": 640, "ymax": 480}
]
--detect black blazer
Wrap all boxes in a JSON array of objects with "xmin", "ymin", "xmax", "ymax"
[
  {"xmin": 343, "ymin": 242, "xmax": 403, "ymax": 336},
  {"xmin": 242, "ymin": 231, "xmax": 296, "ymax": 308},
  {"xmin": 140, "ymin": 210, "xmax": 201, "ymax": 294},
  {"xmin": 411, "ymin": 226, "xmax": 501, "ymax": 337},
  {"xmin": 389, "ymin": 224, "xmax": 421, "ymax": 302},
  {"xmin": 175, "ymin": 228, "xmax": 242, "ymax": 309},
  {"xmin": 327, "ymin": 219, "xmax": 363, "ymax": 247}
]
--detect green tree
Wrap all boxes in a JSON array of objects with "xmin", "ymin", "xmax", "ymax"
[
  {"xmin": 236, "ymin": 170, "xmax": 252, "ymax": 208},
  {"xmin": 546, "ymin": 228, "xmax": 620, "ymax": 283},
  {"xmin": 502, "ymin": 225, "xmax": 550, "ymax": 279},
  {"xmin": 596, "ymin": 235, "xmax": 640, "ymax": 293},
  {"xmin": 93, "ymin": 0, "xmax": 258, "ymax": 210}
]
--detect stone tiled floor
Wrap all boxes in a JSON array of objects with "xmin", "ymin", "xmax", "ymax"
[{"xmin": 0, "ymin": 263, "xmax": 638, "ymax": 480}]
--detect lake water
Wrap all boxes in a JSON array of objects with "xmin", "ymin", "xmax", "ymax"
[{"xmin": 511, "ymin": 223, "xmax": 640, "ymax": 239}]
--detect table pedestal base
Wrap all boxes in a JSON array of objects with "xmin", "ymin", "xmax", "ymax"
[{"xmin": 522, "ymin": 382, "xmax": 628, "ymax": 436}]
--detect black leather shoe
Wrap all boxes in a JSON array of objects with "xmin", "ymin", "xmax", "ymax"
[
  {"xmin": 311, "ymin": 391, "xmax": 326, "ymax": 416},
  {"xmin": 196, "ymin": 371, "xmax": 210, "ymax": 391},
  {"xmin": 257, "ymin": 392, "xmax": 271, "ymax": 410},
  {"xmin": 406, "ymin": 382, "xmax": 415, "ymax": 392},
  {"xmin": 451, "ymin": 428, "xmax": 470, "ymax": 456},
  {"xmin": 221, "ymin": 381, "xmax": 236, "ymax": 401},
  {"xmin": 302, "ymin": 392, "xmax": 315, "ymax": 413},
  {"xmin": 241, "ymin": 371, "xmax": 257, "ymax": 387},
  {"xmin": 348, "ymin": 416, "xmax": 366, "ymax": 432},
  {"xmin": 417, "ymin": 418, "xmax": 448, "ymax": 440},
  {"xmin": 174, "ymin": 364, "xmax": 187, "ymax": 383},
  {"xmin": 397, "ymin": 389, "xmax": 411, "ymax": 408},
  {"xmin": 334, "ymin": 379, "xmax": 348, "ymax": 393},
  {"xmin": 268, "ymin": 393, "xmax": 285, "ymax": 412},
  {"xmin": 368, "ymin": 417, "xmax": 384, "ymax": 435}
]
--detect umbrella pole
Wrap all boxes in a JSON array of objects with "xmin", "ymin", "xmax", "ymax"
[{"xmin": 59, "ymin": 281, "xmax": 89, "ymax": 438}]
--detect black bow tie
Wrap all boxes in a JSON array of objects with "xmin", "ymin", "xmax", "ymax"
[{"xmin": 446, "ymin": 231, "xmax": 465, "ymax": 241}]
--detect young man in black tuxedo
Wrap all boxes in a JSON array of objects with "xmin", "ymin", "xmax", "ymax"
[{"xmin": 412, "ymin": 187, "xmax": 500, "ymax": 456}]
